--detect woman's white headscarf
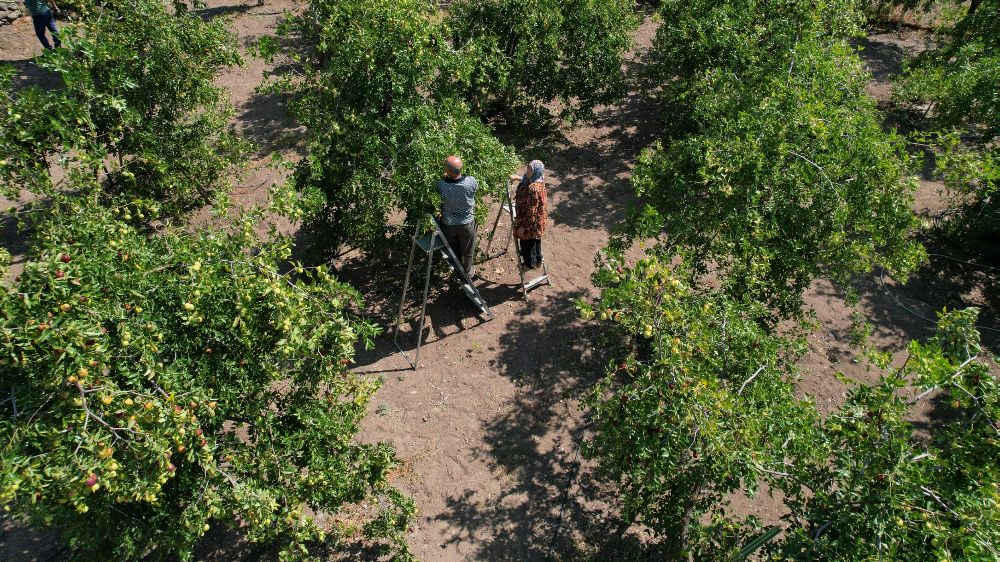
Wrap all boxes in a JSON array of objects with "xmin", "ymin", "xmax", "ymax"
[{"xmin": 519, "ymin": 160, "xmax": 545, "ymax": 189}]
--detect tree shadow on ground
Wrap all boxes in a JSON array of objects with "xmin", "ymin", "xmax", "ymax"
[
  {"xmin": 909, "ymin": 389, "xmax": 971, "ymax": 445},
  {"xmin": 235, "ymin": 25, "xmax": 309, "ymax": 158},
  {"xmin": 0, "ymin": 56, "xmax": 62, "ymax": 91},
  {"xmin": 490, "ymin": 52, "xmax": 662, "ymax": 234},
  {"xmin": 335, "ymin": 244, "xmax": 527, "ymax": 372},
  {"xmin": 854, "ymin": 29, "xmax": 938, "ymax": 137},
  {"xmin": 807, "ymin": 234, "xmax": 999, "ymax": 361},
  {"xmin": 193, "ymin": 524, "xmax": 278, "ymax": 561},
  {"xmin": 432, "ymin": 289, "xmax": 653, "ymax": 560},
  {"xmin": 0, "ymin": 518, "xmax": 277, "ymax": 562},
  {"xmin": 856, "ymin": 35, "xmax": 908, "ymax": 82},
  {"xmin": 415, "ymin": 26, "xmax": 666, "ymax": 559},
  {"xmin": 0, "ymin": 519, "xmax": 65, "ymax": 562},
  {"xmin": 857, "ymin": 235, "xmax": 999, "ymax": 354},
  {"xmin": 0, "ymin": 209, "xmax": 32, "ymax": 271},
  {"xmin": 195, "ymin": 2, "xmax": 253, "ymax": 20},
  {"xmin": 237, "ymin": 90, "xmax": 305, "ymax": 158}
]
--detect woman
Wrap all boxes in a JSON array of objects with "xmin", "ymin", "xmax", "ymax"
[{"xmin": 512, "ymin": 160, "xmax": 548, "ymax": 270}]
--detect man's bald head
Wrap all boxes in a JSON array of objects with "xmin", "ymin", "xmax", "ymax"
[{"xmin": 444, "ymin": 155, "xmax": 463, "ymax": 178}]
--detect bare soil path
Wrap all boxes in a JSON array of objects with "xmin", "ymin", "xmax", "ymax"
[{"xmin": 1, "ymin": 6, "xmax": 997, "ymax": 562}]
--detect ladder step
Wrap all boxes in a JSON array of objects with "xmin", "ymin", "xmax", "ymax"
[
  {"xmin": 416, "ymin": 234, "xmax": 447, "ymax": 253},
  {"xmin": 524, "ymin": 275, "xmax": 549, "ymax": 290}
]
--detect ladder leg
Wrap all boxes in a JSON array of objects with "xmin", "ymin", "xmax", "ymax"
[
  {"xmin": 430, "ymin": 216, "xmax": 494, "ymax": 319},
  {"xmin": 484, "ymin": 200, "xmax": 505, "ymax": 259},
  {"xmin": 413, "ymin": 235, "xmax": 436, "ymax": 370},
  {"xmin": 507, "ymin": 183, "xmax": 525, "ymax": 299},
  {"xmin": 504, "ymin": 185, "xmax": 516, "ymax": 258},
  {"xmin": 486, "ymin": 181, "xmax": 517, "ymax": 259},
  {"xmin": 393, "ymin": 223, "xmax": 421, "ymax": 346},
  {"xmin": 517, "ymin": 240, "xmax": 528, "ymax": 299}
]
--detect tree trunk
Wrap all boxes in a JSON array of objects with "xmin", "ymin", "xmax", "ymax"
[{"xmin": 678, "ymin": 478, "xmax": 705, "ymax": 562}]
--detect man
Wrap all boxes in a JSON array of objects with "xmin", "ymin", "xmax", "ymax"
[
  {"xmin": 436, "ymin": 155, "xmax": 479, "ymax": 279},
  {"xmin": 24, "ymin": 0, "xmax": 61, "ymax": 50}
]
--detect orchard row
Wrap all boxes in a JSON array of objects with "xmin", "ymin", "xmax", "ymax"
[{"xmin": 0, "ymin": 0, "xmax": 996, "ymax": 560}]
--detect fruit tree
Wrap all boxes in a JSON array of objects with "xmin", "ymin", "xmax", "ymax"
[
  {"xmin": 620, "ymin": 0, "xmax": 925, "ymax": 320},
  {"xmin": 259, "ymin": 0, "xmax": 519, "ymax": 256},
  {"xmin": 583, "ymin": 254, "xmax": 999, "ymax": 559},
  {"xmin": 0, "ymin": 0, "xmax": 248, "ymax": 216},
  {"xmin": 446, "ymin": 0, "xmax": 639, "ymax": 121},
  {"xmin": 0, "ymin": 194, "xmax": 413, "ymax": 560}
]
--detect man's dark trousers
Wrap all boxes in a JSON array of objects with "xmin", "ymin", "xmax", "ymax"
[
  {"xmin": 442, "ymin": 222, "xmax": 476, "ymax": 277},
  {"xmin": 32, "ymin": 10, "xmax": 61, "ymax": 49}
]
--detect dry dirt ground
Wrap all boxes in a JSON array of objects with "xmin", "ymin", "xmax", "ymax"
[{"xmin": 0, "ymin": 5, "xmax": 997, "ymax": 561}]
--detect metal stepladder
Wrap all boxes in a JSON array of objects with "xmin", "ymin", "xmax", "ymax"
[
  {"xmin": 392, "ymin": 215, "xmax": 494, "ymax": 370},
  {"xmin": 484, "ymin": 178, "xmax": 551, "ymax": 298}
]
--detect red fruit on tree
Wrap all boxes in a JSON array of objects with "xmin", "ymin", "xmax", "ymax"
[
  {"xmin": 85, "ymin": 474, "xmax": 98, "ymax": 487},
  {"xmin": 55, "ymin": 270, "xmax": 65, "ymax": 279},
  {"xmin": 60, "ymin": 254, "xmax": 71, "ymax": 263}
]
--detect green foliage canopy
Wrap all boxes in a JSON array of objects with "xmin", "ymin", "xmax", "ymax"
[
  {"xmin": 0, "ymin": 197, "xmax": 413, "ymax": 560},
  {"xmin": 260, "ymin": 0, "xmax": 519, "ymax": 255},
  {"xmin": 0, "ymin": 0, "xmax": 248, "ymax": 214},
  {"xmin": 897, "ymin": 1, "xmax": 999, "ymax": 137},
  {"xmin": 0, "ymin": 0, "xmax": 249, "ymax": 216},
  {"xmin": 769, "ymin": 308, "xmax": 1000, "ymax": 561},
  {"xmin": 447, "ymin": 0, "xmax": 639, "ymax": 120},
  {"xmin": 580, "ymin": 256, "xmax": 817, "ymax": 559},
  {"xmin": 622, "ymin": 0, "xmax": 924, "ymax": 320},
  {"xmin": 583, "ymin": 255, "xmax": 999, "ymax": 559},
  {"xmin": 896, "ymin": 1, "xmax": 999, "ymax": 252}
]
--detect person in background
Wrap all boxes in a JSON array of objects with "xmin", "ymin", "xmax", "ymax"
[
  {"xmin": 24, "ymin": 0, "xmax": 61, "ymax": 50},
  {"xmin": 512, "ymin": 160, "xmax": 547, "ymax": 270},
  {"xmin": 436, "ymin": 155, "xmax": 480, "ymax": 279}
]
